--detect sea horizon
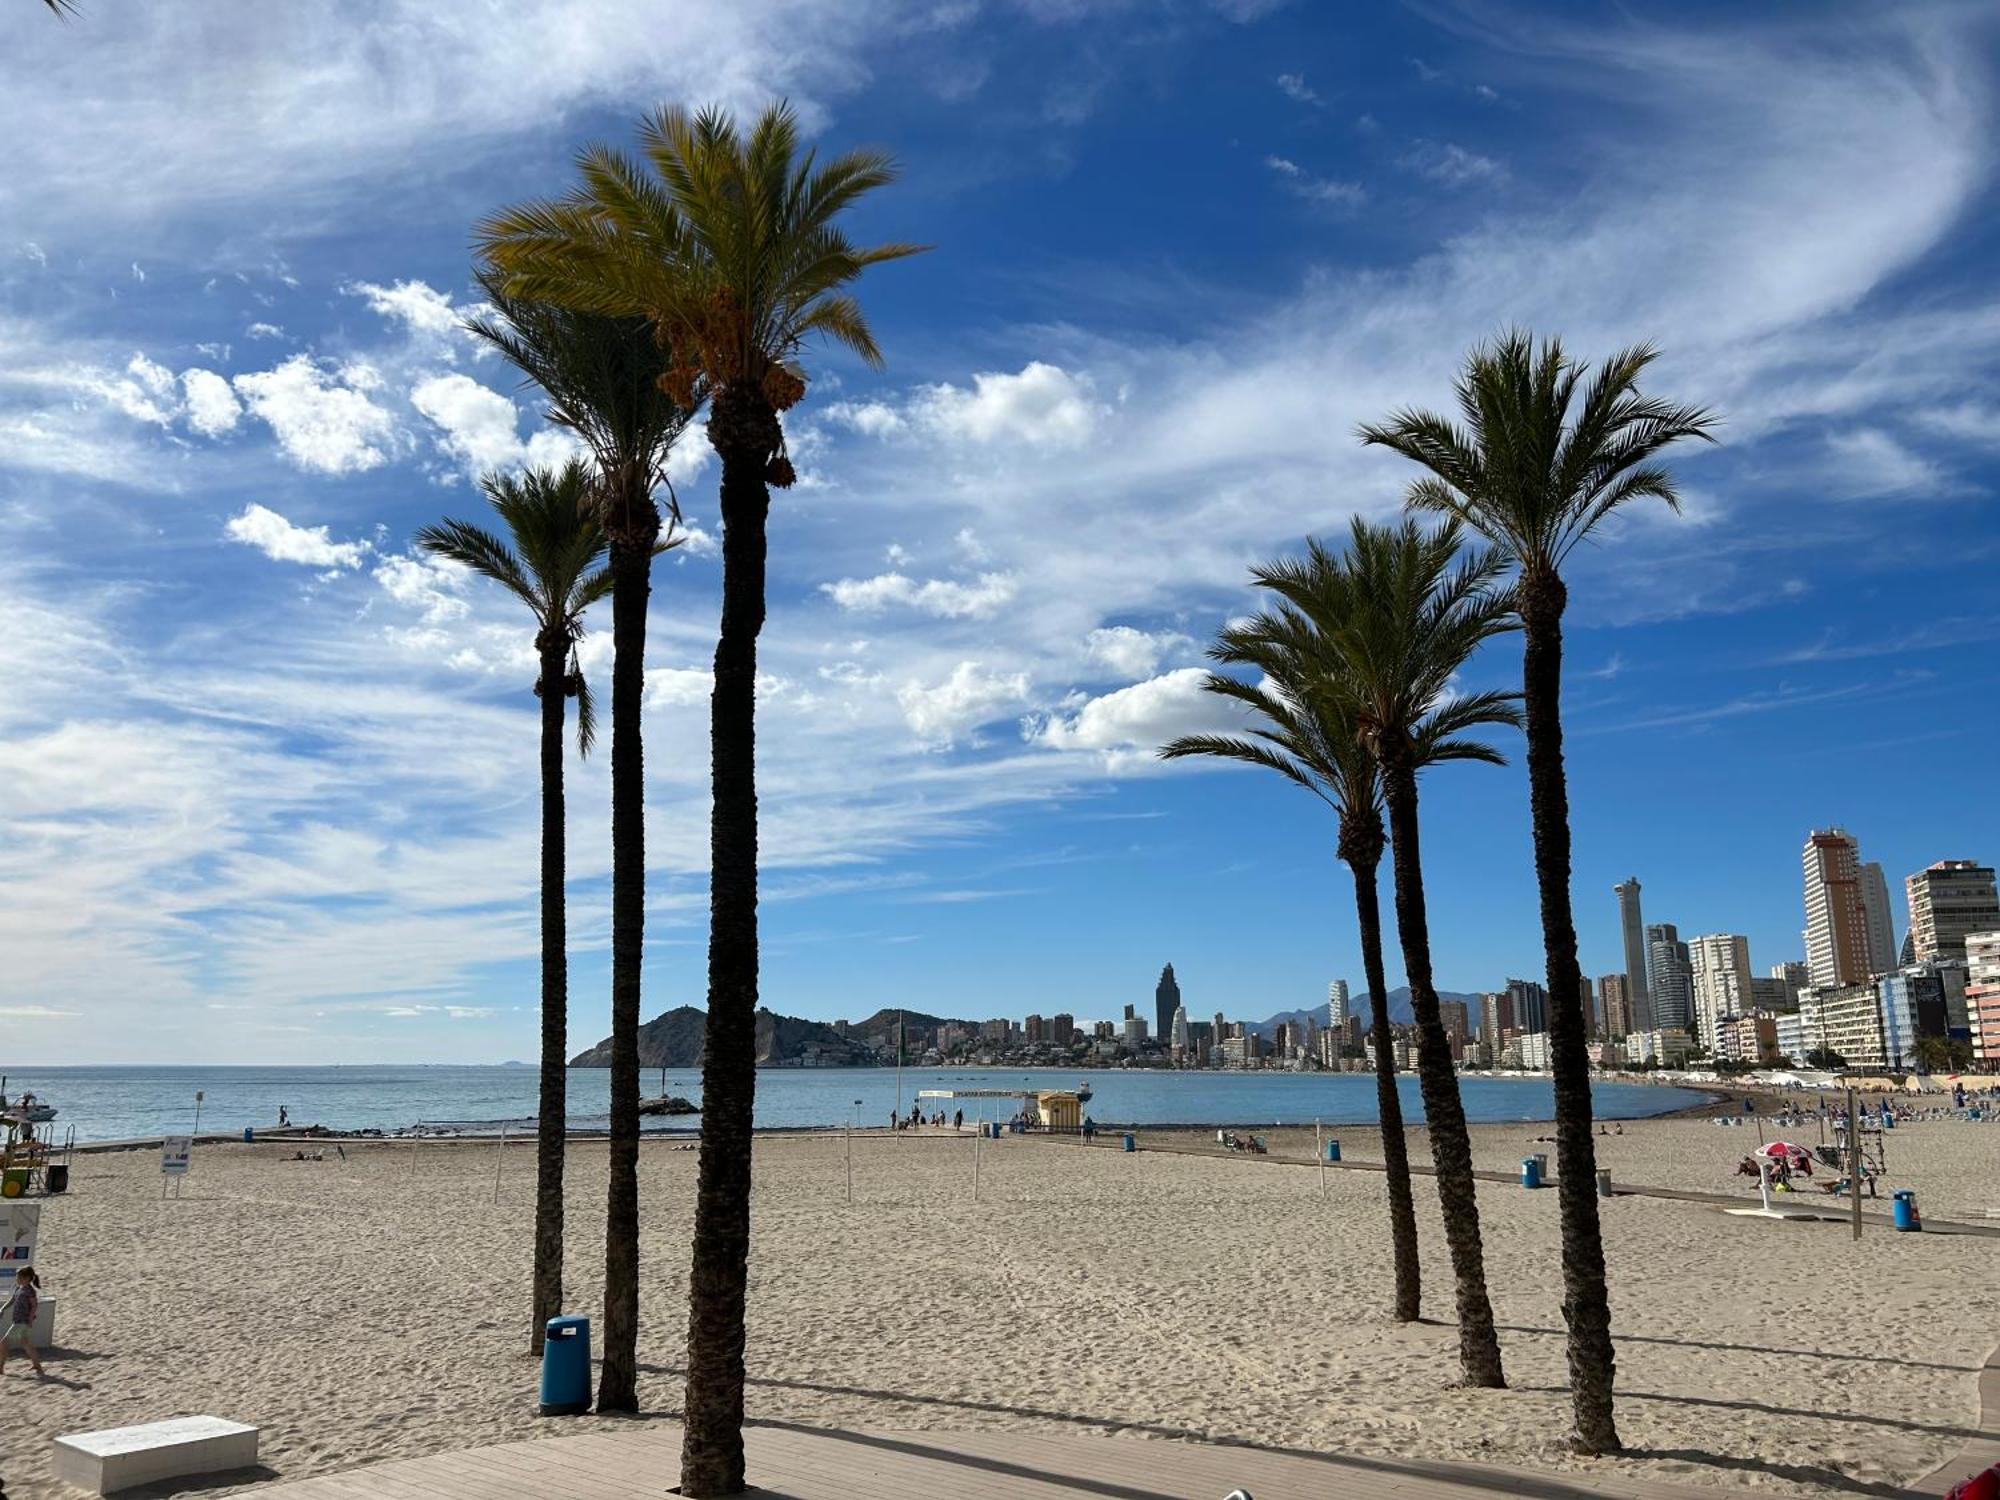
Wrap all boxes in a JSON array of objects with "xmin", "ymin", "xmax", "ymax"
[{"xmin": 1, "ymin": 1063, "xmax": 1717, "ymax": 1143}]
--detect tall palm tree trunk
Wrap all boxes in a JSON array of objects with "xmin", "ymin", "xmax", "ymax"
[
  {"xmin": 597, "ymin": 533, "xmax": 652, "ymax": 1413},
  {"xmin": 1519, "ymin": 572, "xmax": 1618, "ymax": 1453},
  {"xmin": 1380, "ymin": 755, "xmax": 1505, "ymax": 1387},
  {"xmin": 682, "ymin": 386, "xmax": 775, "ymax": 1498},
  {"xmin": 531, "ymin": 633, "xmax": 569, "ymax": 1357},
  {"xmin": 1343, "ymin": 823, "xmax": 1421, "ymax": 1323}
]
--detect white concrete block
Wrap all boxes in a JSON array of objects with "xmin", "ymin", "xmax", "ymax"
[
  {"xmin": 52, "ymin": 1416, "xmax": 258, "ymax": 1495},
  {"xmin": 30, "ymin": 1289, "xmax": 53, "ymax": 1348}
]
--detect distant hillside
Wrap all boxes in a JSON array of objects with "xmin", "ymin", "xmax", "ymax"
[
  {"xmin": 569, "ymin": 1005, "xmax": 877, "ymax": 1069},
  {"xmin": 1250, "ymin": 987, "xmax": 1482, "ymax": 1034}
]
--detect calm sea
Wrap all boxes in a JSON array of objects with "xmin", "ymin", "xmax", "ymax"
[{"xmin": 0, "ymin": 1064, "xmax": 1715, "ymax": 1143}]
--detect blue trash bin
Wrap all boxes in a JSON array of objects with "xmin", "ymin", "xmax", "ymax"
[
  {"xmin": 1521, "ymin": 1155, "xmax": 1542, "ymax": 1189},
  {"xmin": 1326, "ymin": 1139, "xmax": 1341, "ymax": 1162},
  {"xmin": 243, "ymin": 1127, "xmax": 254, "ymax": 1143},
  {"xmin": 1882, "ymin": 1111, "xmax": 1896, "ymax": 1130},
  {"xmin": 1122, "ymin": 1133, "xmax": 1136, "ymax": 1153},
  {"xmin": 540, "ymin": 1315, "xmax": 592, "ymax": 1415},
  {"xmin": 1892, "ymin": 1189, "xmax": 1921, "ymax": 1232}
]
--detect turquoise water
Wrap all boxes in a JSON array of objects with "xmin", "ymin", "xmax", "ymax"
[{"xmin": 0, "ymin": 1064, "xmax": 1712, "ymax": 1143}]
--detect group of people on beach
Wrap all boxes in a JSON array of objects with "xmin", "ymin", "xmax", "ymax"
[{"xmin": 889, "ymin": 1108, "xmax": 963, "ymax": 1131}]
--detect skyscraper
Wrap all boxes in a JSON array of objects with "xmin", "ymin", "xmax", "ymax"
[
  {"xmin": 1906, "ymin": 861, "xmax": 2000, "ymax": 965},
  {"xmin": 1688, "ymin": 932, "xmax": 1753, "ymax": 1049},
  {"xmin": 1327, "ymin": 979, "xmax": 1350, "ymax": 1031},
  {"xmin": 1504, "ymin": 977, "xmax": 1548, "ymax": 1034},
  {"xmin": 1170, "ymin": 1005, "xmax": 1189, "ymax": 1055},
  {"xmin": 1859, "ymin": 861, "xmax": 1897, "ymax": 975},
  {"xmin": 1804, "ymin": 829, "xmax": 1873, "ymax": 988},
  {"xmin": 1155, "ymin": 963, "xmax": 1181, "ymax": 1046},
  {"xmin": 1645, "ymin": 923, "xmax": 1692, "ymax": 1031},
  {"xmin": 1598, "ymin": 973, "xmax": 1632, "ymax": 1039},
  {"xmin": 1615, "ymin": 877, "xmax": 1651, "ymax": 1032}
]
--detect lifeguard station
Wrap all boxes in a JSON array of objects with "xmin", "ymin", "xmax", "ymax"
[{"xmin": 915, "ymin": 1087, "xmax": 1087, "ymax": 1132}]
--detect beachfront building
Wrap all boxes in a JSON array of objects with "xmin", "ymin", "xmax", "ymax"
[
  {"xmin": 1878, "ymin": 970, "xmax": 1947, "ymax": 1069},
  {"xmin": 1517, "ymin": 1031, "xmax": 1552, "ymax": 1070},
  {"xmin": 1773, "ymin": 1011, "xmax": 1806, "ymax": 1064},
  {"xmin": 1968, "ymin": 931, "xmax": 2000, "ymax": 1068},
  {"xmin": 1155, "ymin": 964, "xmax": 1181, "ymax": 1047},
  {"xmin": 1805, "ymin": 828, "xmax": 1876, "ymax": 989},
  {"xmin": 1625, "ymin": 1028, "xmax": 1695, "ymax": 1068},
  {"xmin": 1809, "ymin": 981, "xmax": 1891, "ymax": 1069},
  {"xmin": 1861, "ymin": 861, "xmax": 1900, "ymax": 976},
  {"xmin": 1479, "ymin": 990, "xmax": 1509, "ymax": 1051},
  {"xmin": 1715, "ymin": 1013, "xmax": 1778, "ymax": 1065},
  {"xmin": 1906, "ymin": 861, "xmax": 2000, "ymax": 965},
  {"xmin": 1646, "ymin": 924, "xmax": 1693, "ymax": 1032},
  {"xmin": 1170, "ymin": 1004, "xmax": 1189, "ymax": 1059},
  {"xmin": 1748, "ymin": 975, "xmax": 1793, "ymax": 1013},
  {"xmin": 1438, "ymin": 998, "xmax": 1470, "ymax": 1051},
  {"xmin": 1616, "ymin": 876, "xmax": 1652, "ymax": 1031},
  {"xmin": 1598, "ymin": 972, "xmax": 1632, "ymax": 1040},
  {"xmin": 1688, "ymin": 932, "xmax": 1753, "ymax": 1050},
  {"xmin": 1772, "ymin": 959, "xmax": 1811, "ymax": 997}
]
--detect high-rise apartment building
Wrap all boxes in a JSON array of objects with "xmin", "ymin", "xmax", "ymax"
[
  {"xmin": 1859, "ymin": 861, "xmax": 1898, "ymax": 975},
  {"xmin": 1906, "ymin": 861, "xmax": 2000, "ymax": 965},
  {"xmin": 1771, "ymin": 960, "xmax": 1810, "ymax": 1000},
  {"xmin": 1154, "ymin": 964, "xmax": 1182, "ymax": 1046},
  {"xmin": 1024, "ymin": 1013, "xmax": 1044, "ymax": 1043},
  {"xmin": 1328, "ymin": 979, "xmax": 1350, "ymax": 1031},
  {"xmin": 1479, "ymin": 991, "xmax": 1510, "ymax": 1049},
  {"xmin": 1504, "ymin": 977, "xmax": 1548, "ymax": 1035},
  {"xmin": 1967, "ymin": 931, "xmax": 2000, "ymax": 1066},
  {"xmin": 1051, "ymin": 1013, "xmax": 1075, "ymax": 1045},
  {"xmin": 1598, "ymin": 973, "xmax": 1632, "ymax": 1039},
  {"xmin": 1438, "ymin": 999, "xmax": 1470, "ymax": 1048},
  {"xmin": 1615, "ymin": 877, "xmax": 1651, "ymax": 1031},
  {"xmin": 1645, "ymin": 923, "xmax": 1692, "ymax": 1031},
  {"xmin": 1804, "ymin": 829, "xmax": 1874, "ymax": 989},
  {"xmin": 1688, "ymin": 933, "xmax": 1753, "ymax": 1048},
  {"xmin": 1170, "ymin": 1005, "xmax": 1189, "ymax": 1055}
]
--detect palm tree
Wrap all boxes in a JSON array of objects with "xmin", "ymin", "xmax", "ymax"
[
  {"xmin": 463, "ymin": 278, "xmax": 691, "ymax": 1410},
  {"xmin": 1161, "ymin": 626, "xmax": 1422, "ymax": 1324},
  {"xmin": 477, "ymin": 103, "xmax": 921, "ymax": 1492},
  {"xmin": 417, "ymin": 461, "xmax": 611, "ymax": 1356},
  {"xmin": 1261, "ymin": 517, "xmax": 1520, "ymax": 1389},
  {"xmin": 1360, "ymin": 332, "xmax": 1715, "ymax": 1451}
]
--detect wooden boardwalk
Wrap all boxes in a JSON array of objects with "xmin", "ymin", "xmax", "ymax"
[{"xmin": 245, "ymin": 1422, "xmax": 1751, "ymax": 1500}]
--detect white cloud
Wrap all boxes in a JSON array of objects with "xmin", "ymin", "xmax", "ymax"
[
  {"xmin": 180, "ymin": 367, "xmax": 242, "ymax": 437},
  {"xmin": 1823, "ymin": 428, "xmax": 1948, "ymax": 497},
  {"xmin": 233, "ymin": 356, "xmax": 397, "ymax": 474},
  {"xmin": 837, "ymin": 362, "xmax": 1104, "ymax": 448},
  {"xmin": 1276, "ymin": 72, "xmax": 1319, "ymax": 105},
  {"xmin": 1401, "ymin": 141, "xmax": 1505, "ymax": 187},
  {"xmin": 346, "ymin": 279, "xmax": 469, "ymax": 340},
  {"xmin": 1029, "ymin": 668, "xmax": 1244, "ymax": 761},
  {"xmin": 1264, "ymin": 155, "xmax": 1366, "ymax": 209},
  {"xmin": 374, "ymin": 553, "xmax": 469, "ymax": 622},
  {"xmin": 646, "ymin": 667, "xmax": 714, "ymax": 708},
  {"xmin": 897, "ymin": 662, "xmax": 1032, "ymax": 748},
  {"xmin": 822, "ymin": 571, "xmax": 1017, "ymax": 618},
  {"xmin": 246, "ymin": 322, "xmax": 286, "ymax": 340},
  {"xmin": 90, "ymin": 353, "xmax": 181, "ymax": 426},
  {"xmin": 224, "ymin": 503, "xmax": 370, "ymax": 569},
  {"xmin": 410, "ymin": 372, "xmax": 576, "ymax": 474},
  {"xmin": 1085, "ymin": 626, "xmax": 1191, "ymax": 680}
]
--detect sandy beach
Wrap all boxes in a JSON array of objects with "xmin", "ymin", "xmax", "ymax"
[{"xmin": 8, "ymin": 1110, "xmax": 1998, "ymax": 1498}]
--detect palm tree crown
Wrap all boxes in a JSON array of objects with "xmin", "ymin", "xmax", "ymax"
[
  {"xmin": 416, "ymin": 460, "xmax": 618, "ymax": 752},
  {"xmin": 474, "ymin": 100, "xmax": 925, "ymax": 456},
  {"xmin": 1357, "ymin": 330, "xmax": 1717, "ymax": 581},
  {"xmin": 1256, "ymin": 518, "xmax": 1522, "ymax": 767}
]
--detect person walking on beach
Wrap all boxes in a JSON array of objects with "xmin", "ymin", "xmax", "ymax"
[{"xmin": 2, "ymin": 1267, "xmax": 44, "ymax": 1377}]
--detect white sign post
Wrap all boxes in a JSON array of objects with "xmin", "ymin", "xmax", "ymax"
[{"xmin": 162, "ymin": 1135, "xmax": 193, "ymax": 1199}]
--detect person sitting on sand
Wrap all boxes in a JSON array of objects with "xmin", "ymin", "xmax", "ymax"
[{"xmin": 1, "ymin": 1267, "xmax": 44, "ymax": 1378}]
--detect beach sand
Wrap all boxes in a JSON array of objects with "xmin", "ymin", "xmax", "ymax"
[{"xmin": 8, "ymin": 1111, "xmax": 1997, "ymax": 1498}]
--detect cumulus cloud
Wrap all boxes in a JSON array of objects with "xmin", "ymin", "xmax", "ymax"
[
  {"xmin": 897, "ymin": 662, "xmax": 1032, "ymax": 747},
  {"xmin": 410, "ymin": 372, "xmax": 576, "ymax": 474},
  {"xmin": 828, "ymin": 362, "xmax": 1106, "ymax": 449},
  {"xmin": 345, "ymin": 279, "xmax": 469, "ymax": 340},
  {"xmin": 93, "ymin": 353, "xmax": 181, "ymax": 426},
  {"xmin": 233, "ymin": 356, "xmax": 397, "ymax": 474},
  {"xmin": 1085, "ymin": 625, "xmax": 1192, "ymax": 680},
  {"xmin": 223, "ymin": 504, "xmax": 370, "ymax": 569},
  {"xmin": 180, "ymin": 368, "xmax": 241, "ymax": 437},
  {"xmin": 373, "ymin": 553, "xmax": 469, "ymax": 622},
  {"xmin": 646, "ymin": 667, "xmax": 714, "ymax": 708},
  {"xmin": 821, "ymin": 571, "xmax": 1017, "ymax": 618},
  {"xmin": 1029, "ymin": 668, "xmax": 1244, "ymax": 760}
]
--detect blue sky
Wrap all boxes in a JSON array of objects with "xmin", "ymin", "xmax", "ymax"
[{"xmin": 2, "ymin": 0, "xmax": 1996, "ymax": 1063}]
